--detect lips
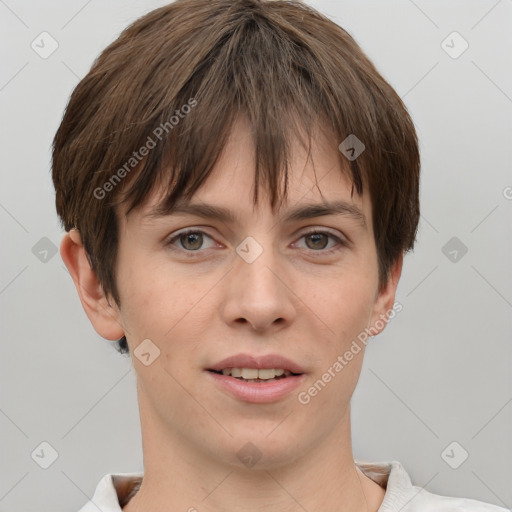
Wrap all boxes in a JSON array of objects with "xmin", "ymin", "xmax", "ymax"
[{"xmin": 206, "ymin": 353, "xmax": 306, "ymax": 375}]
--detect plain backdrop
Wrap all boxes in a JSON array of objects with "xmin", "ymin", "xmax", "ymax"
[{"xmin": 1, "ymin": 1, "xmax": 511, "ymax": 510}]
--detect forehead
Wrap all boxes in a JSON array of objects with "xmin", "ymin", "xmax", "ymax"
[{"xmin": 126, "ymin": 115, "xmax": 372, "ymax": 229}]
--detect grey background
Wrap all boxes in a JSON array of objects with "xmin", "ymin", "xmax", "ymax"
[{"xmin": 1, "ymin": 0, "xmax": 511, "ymax": 510}]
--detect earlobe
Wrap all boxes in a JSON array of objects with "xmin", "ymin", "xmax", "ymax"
[
  {"xmin": 367, "ymin": 253, "xmax": 403, "ymax": 336},
  {"xmin": 60, "ymin": 229, "xmax": 125, "ymax": 341}
]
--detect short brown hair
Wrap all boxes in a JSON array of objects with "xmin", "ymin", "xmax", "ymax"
[{"xmin": 52, "ymin": 0, "xmax": 420, "ymax": 347}]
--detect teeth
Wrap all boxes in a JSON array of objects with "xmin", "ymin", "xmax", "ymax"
[
  {"xmin": 231, "ymin": 368, "xmax": 242, "ymax": 378},
  {"xmin": 218, "ymin": 368, "xmax": 293, "ymax": 379},
  {"xmin": 241, "ymin": 368, "xmax": 259, "ymax": 379},
  {"xmin": 257, "ymin": 368, "xmax": 276, "ymax": 379}
]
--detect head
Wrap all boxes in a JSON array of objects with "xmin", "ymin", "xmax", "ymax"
[{"xmin": 55, "ymin": 0, "xmax": 419, "ymax": 470}]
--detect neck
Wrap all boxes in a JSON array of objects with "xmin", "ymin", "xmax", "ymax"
[{"xmin": 123, "ymin": 391, "xmax": 383, "ymax": 512}]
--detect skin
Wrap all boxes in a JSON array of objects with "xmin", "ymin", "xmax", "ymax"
[{"xmin": 61, "ymin": 115, "xmax": 402, "ymax": 512}]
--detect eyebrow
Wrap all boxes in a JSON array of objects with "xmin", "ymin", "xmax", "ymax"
[{"xmin": 143, "ymin": 199, "xmax": 367, "ymax": 228}]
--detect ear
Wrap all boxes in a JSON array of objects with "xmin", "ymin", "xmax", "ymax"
[
  {"xmin": 367, "ymin": 253, "xmax": 403, "ymax": 336},
  {"xmin": 60, "ymin": 229, "xmax": 125, "ymax": 341}
]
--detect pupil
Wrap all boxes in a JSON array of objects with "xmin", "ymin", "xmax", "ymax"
[
  {"xmin": 306, "ymin": 233, "xmax": 327, "ymax": 250},
  {"xmin": 182, "ymin": 232, "xmax": 202, "ymax": 250}
]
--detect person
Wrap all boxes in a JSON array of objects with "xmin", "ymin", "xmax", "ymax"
[{"xmin": 52, "ymin": 0, "xmax": 507, "ymax": 510}]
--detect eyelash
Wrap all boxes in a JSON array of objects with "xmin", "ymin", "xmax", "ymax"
[{"xmin": 165, "ymin": 228, "xmax": 348, "ymax": 258}]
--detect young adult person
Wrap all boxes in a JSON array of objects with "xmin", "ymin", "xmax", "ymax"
[{"xmin": 53, "ymin": 1, "xmax": 507, "ymax": 510}]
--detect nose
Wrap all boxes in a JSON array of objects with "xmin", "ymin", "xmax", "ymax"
[{"xmin": 220, "ymin": 237, "xmax": 297, "ymax": 333}]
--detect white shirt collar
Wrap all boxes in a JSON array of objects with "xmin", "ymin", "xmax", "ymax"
[{"xmin": 77, "ymin": 460, "xmax": 507, "ymax": 511}]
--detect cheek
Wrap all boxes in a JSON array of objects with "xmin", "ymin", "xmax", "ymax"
[
  {"xmin": 118, "ymin": 267, "xmax": 211, "ymax": 360},
  {"xmin": 310, "ymin": 277, "xmax": 375, "ymax": 403},
  {"xmin": 114, "ymin": 249, "xmax": 177, "ymax": 339},
  {"xmin": 303, "ymin": 269, "xmax": 376, "ymax": 342}
]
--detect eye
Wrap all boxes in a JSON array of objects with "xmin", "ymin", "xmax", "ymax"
[
  {"xmin": 165, "ymin": 228, "xmax": 348, "ymax": 257},
  {"xmin": 166, "ymin": 229, "xmax": 217, "ymax": 254},
  {"xmin": 293, "ymin": 229, "xmax": 348, "ymax": 256}
]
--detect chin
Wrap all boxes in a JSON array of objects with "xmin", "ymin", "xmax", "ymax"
[{"xmin": 209, "ymin": 428, "xmax": 307, "ymax": 471}]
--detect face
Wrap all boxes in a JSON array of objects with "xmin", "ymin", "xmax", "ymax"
[{"xmin": 67, "ymin": 115, "xmax": 401, "ymax": 470}]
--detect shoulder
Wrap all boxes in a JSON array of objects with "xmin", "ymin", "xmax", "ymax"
[
  {"xmin": 355, "ymin": 460, "xmax": 508, "ymax": 512},
  {"xmin": 402, "ymin": 485, "xmax": 509, "ymax": 511},
  {"xmin": 390, "ymin": 461, "xmax": 509, "ymax": 511},
  {"xmin": 76, "ymin": 472, "xmax": 144, "ymax": 512}
]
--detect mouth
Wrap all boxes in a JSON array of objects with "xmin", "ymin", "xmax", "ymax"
[
  {"xmin": 207, "ymin": 367, "xmax": 302, "ymax": 383},
  {"xmin": 205, "ymin": 353, "xmax": 306, "ymax": 403}
]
